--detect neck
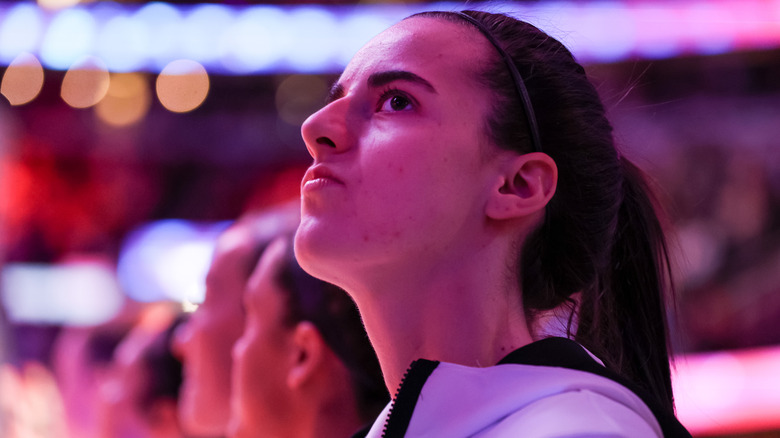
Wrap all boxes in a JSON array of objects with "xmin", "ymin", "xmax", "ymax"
[{"xmin": 349, "ymin": 245, "xmax": 534, "ymax": 395}]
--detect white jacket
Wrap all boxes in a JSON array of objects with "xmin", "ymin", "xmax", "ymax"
[{"xmin": 362, "ymin": 338, "xmax": 690, "ymax": 438}]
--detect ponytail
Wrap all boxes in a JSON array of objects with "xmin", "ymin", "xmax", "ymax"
[
  {"xmin": 413, "ymin": 10, "xmax": 678, "ymax": 414},
  {"xmin": 577, "ymin": 158, "xmax": 675, "ymax": 413}
]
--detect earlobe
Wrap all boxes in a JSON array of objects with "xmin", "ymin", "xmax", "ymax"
[
  {"xmin": 486, "ymin": 152, "xmax": 557, "ymax": 220},
  {"xmin": 286, "ymin": 321, "xmax": 324, "ymax": 389}
]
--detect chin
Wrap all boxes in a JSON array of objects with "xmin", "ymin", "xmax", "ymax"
[
  {"xmin": 294, "ymin": 220, "xmax": 337, "ymax": 279},
  {"xmin": 295, "ymin": 216, "xmax": 373, "ymax": 295}
]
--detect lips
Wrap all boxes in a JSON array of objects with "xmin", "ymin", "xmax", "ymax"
[{"xmin": 302, "ymin": 165, "xmax": 344, "ymax": 190}]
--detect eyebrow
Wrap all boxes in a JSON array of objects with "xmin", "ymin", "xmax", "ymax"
[
  {"xmin": 325, "ymin": 70, "xmax": 437, "ymax": 104},
  {"xmin": 326, "ymin": 82, "xmax": 344, "ymax": 104},
  {"xmin": 368, "ymin": 70, "xmax": 437, "ymax": 94}
]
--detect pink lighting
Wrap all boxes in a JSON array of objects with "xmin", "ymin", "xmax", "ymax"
[
  {"xmin": 543, "ymin": 0, "xmax": 780, "ymax": 62},
  {"xmin": 1, "ymin": 0, "xmax": 780, "ymax": 74},
  {"xmin": 673, "ymin": 345, "xmax": 780, "ymax": 435}
]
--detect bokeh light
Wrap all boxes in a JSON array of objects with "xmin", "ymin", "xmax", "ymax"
[
  {"xmin": 180, "ymin": 4, "xmax": 235, "ymax": 64},
  {"xmin": 37, "ymin": 0, "xmax": 81, "ymax": 11},
  {"xmin": 61, "ymin": 55, "xmax": 110, "ymax": 109},
  {"xmin": 285, "ymin": 6, "xmax": 339, "ymax": 72},
  {"xmin": 95, "ymin": 72, "xmax": 151, "ymax": 127},
  {"xmin": 39, "ymin": 7, "xmax": 97, "ymax": 70},
  {"xmin": 571, "ymin": 3, "xmax": 637, "ymax": 63},
  {"xmin": 0, "ymin": 52, "xmax": 44, "ymax": 106},
  {"xmin": 0, "ymin": 3, "xmax": 44, "ymax": 64},
  {"xmin": 133, "ymin": 2, "xmax": 183, "ymax": 71},
  {"xmin": 219, "ymin": 6, "xmax": 287, "ymax": 74},
  {"xmin": 96, "ymin": 14, "xmax": 152, "ymax": 72},
  {"xmin": 1, "ymin": 261, "xmax": 125, "ymax": 326},
  {"xmin": 2, "ymin": 1, "xmax": 779, "ymax": 74},
  {"xmin": 631, "ymin": 4, "xmax": 684, "ymax": 59},
  {"xmin": 156, "ymin": 59, "xmax": 209, "ymax": 113},
  {"xmin": 117, "ymin": 219, "xmax": 230, "ymax": 303},
  {"xmin": 275, "ymin": 74, "xmax": 328, "ymax": 126},
  {"xmin": 337, "ymin": 11, "xmax": 396, "ymax": 66}
]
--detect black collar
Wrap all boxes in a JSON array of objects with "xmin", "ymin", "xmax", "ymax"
[
  {"xmin": 372, "ymin": 338, "xmax": 691, "ymax": 438},
  {"xmin": 498, "ymin": 337, "xmax": 691, "ymax": 438}
]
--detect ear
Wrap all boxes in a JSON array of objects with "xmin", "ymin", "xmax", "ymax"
[
  {"xmin": 286, "ymin": 321, "xmax": 325, "ymax": 390},
  {"xmin": 486, "ymin": 152, "xmax": 557, "ymax": 220}
]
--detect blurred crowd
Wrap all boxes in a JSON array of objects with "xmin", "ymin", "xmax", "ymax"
[
  {"xmin": 0, "ymin": 203, "xmax": 389, "ymax": 438},
  {"xmin": 609, "ymin": 92, "xmax": 780, "ymax": 353}
]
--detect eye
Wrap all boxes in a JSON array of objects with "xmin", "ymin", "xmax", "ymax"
[{"xmin": 377, "ymin": 89, "xmax": 414, "ymax": 112}]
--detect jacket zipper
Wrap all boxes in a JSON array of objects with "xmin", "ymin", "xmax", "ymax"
[
  {"xmin": 380, "ymin": 359, "xmax": 439, "ymax": 438},
  {"xmin": 381, "ymin": 361, "xmax": 412, "ymax": 437}
]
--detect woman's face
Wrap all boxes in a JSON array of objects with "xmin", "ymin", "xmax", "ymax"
[
  {"xmin": 172, "ymin": 228, "xmax": 252, "ymax": 436},
  {"xmin": 296, "ymin": 16, "xmax": 498, "ymax": 287},
  {"xmin": 230, "ymin": 238, "xmax": 296, "ymax": 438}
]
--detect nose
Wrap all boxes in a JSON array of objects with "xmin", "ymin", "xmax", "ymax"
[{"xmin": 300, "ymin": 99, "xmax": 352, "ymax": 160}]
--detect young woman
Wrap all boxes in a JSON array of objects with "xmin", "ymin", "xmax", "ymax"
[
  {"xmin": 294, "ymin": 10, "xmax": 691, "ymax": 437},
  {"xmin": 230, "ymin": 233, "xmax": 387, "ymax": 438}
]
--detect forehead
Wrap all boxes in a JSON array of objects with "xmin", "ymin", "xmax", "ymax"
[
  {"xmin": 341, "ymin": 16, "xmax": 487, "ymax": 90},
  {"xmin": 203, "ymin": 229, "xmax": 257, "ymax": 298}
]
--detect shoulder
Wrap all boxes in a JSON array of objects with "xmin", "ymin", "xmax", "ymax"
[
  {"xmin": 474, "ymin": 388, "xmax": 661, "ymax": 438},
  {"xmin": 409, "ymin": 361, "xmax": 663, "ymax": 437}
]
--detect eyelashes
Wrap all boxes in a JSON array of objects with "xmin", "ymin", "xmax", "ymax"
[{"xmin": 376, "ymin": 87, "xmax": 416, "ymax": 112}]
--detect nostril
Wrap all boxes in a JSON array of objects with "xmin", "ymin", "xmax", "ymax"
[{"xmin": 316, "ymin": 136, "xmax": 337, "ymax": 148}]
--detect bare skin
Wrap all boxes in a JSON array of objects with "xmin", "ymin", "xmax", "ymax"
[{"xmin": 296, "ymin": 16, "xmax": 557, "ymax": 394}]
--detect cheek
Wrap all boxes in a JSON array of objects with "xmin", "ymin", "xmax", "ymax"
[
  {"xmin": 204, "ymin": 313, "xmax": 243, "ymax": 347},
  {"xmin": 360, "ymin": 143, "xmax": 464, "ymax": 210},
  {"xmin": 236, "ymin": 343, "xmax": 271, "ymax": 411},
  {"xmin": 358, "ymin": 142, "xmax": 428, "ymax": 206},
  {"xmin": 235, "ymin": 324, "xmax": 264, "ymax": 369}
]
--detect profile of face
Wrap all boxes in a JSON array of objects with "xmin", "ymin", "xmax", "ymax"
[
  {"xmin": 295, "ymin": 17, "xmax": 503, "ymax": 287},
  {"xmin": 173, "ymin": 226, "xmax": 256, "ymax": 436},
  {"xmin": 230, "ymin": 237, "xmax": 297, "ymax": 438},
  {"xmin": 100, "ymin": 313, "xmax": 181, "ymax": 438},
  {"xmin": 100, "ymin": 327, "xmax": 157, "ymax": 438}
]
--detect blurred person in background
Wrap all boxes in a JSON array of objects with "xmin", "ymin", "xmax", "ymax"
[
  {"xmin": 52, "ymin": 300, "xmax": 144, "ymax": 438},
  {"xmin": 230, "ymin": 233, "xmax": 387, "ymax": 438},
  {"xmin": 100, "ymin": 304, "xmax": 186, "ymax": 438},
  {"xmin": 173, "ymin": 203, "xmax": 299, "ymax": 437}
]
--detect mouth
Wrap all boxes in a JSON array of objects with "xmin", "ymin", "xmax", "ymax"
[{"xmin": 302, "ymin": 165, "xmax": 344, "ymax": 190}]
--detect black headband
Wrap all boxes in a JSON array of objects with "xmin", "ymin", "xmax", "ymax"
[{"xmin": 455, "ymin": 12, "xmax": 543, "ymax": 153}]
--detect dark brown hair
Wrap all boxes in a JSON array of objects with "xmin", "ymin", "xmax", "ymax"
[
  {"xmin": 413, "ymin": 10, "xmax": 676, "ymax": 413},
  {"xmin": 139, "ymin": 315, "xmax": 187, "ymax": 410}
]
